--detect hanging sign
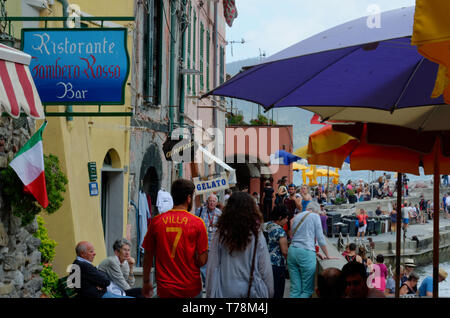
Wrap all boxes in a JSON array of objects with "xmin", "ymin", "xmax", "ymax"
[
  {"xmin": 21, "ymin": 28, "xmax": 130, "ymax": 105},
  {"xmin": 162, "ymin": 137, "xmax": 197, "ymax": 163},
  {"xmin": 89, "ymin": 182, "xmax": 99, "ymax": 196},
  {"xmin": 193, "ymin": 172, "xmax": 230, "ymax": 195},
  {"xmin": 87, "ymin": 162, "xmax": 97, "ymax": 182}
]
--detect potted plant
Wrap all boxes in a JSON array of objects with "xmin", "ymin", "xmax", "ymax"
[{"xmin": 347, "ymin": 189, "xmax": 357, "ymax": 204}]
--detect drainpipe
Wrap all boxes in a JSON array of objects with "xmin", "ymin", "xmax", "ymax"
[
  {"xmin": 169, "ymin": 1, "xmax": 177, "ymax": 179},
  {"xmin": 56, "ymin": 0, "xmax": 73, "ymax": 121},
  {"xmin": 213, "ymin": 0, "xmax": 218, "ymax": 129},
  {"xmin": 169, "ymin": 2, "xmax": 176, "ymax": 133},
  {"xmin": 177, "ymin": 2, "xmax": 187, "ymax": 178},
  {"xmin": 213, "ymin": 0, "xmax": 221, "ymax": 175}
]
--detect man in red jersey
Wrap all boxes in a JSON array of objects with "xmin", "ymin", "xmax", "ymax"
[{"xmin": 142, "ymin": 179, "xmax": 208, "ymax": 298}]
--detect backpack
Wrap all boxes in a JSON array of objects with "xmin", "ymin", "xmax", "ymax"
[{"xmin": 419, "ymin": 199, "xmax": 426, "ymax": 211}]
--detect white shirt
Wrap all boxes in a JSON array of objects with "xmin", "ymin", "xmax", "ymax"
[
  {"xmin": 446, "ymin": 196, "xmax": 450, "ymax": 206},
  {"xmin": 138, "ymin": 191, "xmax": 150, "ymax": 249},
  {"xmin": 156, "ymin": 189, "xmax": 173, "ymax": 213},
  {"xmin": 76, "ymin": 256, "xmax": 93, "ymax": 266},
  {"xmin": 402, "ymin": 208, "xmax": 409, "ymax": 219}
]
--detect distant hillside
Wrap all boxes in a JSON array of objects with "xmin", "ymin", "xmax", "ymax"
[
  {"xmin": 225, "ymin": 57, "xmax": 321, "ymax": 150},
  {"xmin": 226, "ymin": 57, "xmax": 261, "ymax": 75},
  {"xmin": 224, "ymin": 58, "xmax": 430, "ymax": 185}
]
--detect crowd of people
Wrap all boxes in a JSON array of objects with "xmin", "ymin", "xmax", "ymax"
[{"xmin": 68, "ymin": 176, "xmax": 448, "ymax": 299}]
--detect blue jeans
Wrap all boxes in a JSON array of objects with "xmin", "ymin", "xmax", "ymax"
[
  {"xmin": 287, "ymin": 246, "xmax": 316, "ymax": 298},
  {"xmin": 101, "ymin": 291, "xmax": 133, "ymax": 298}
]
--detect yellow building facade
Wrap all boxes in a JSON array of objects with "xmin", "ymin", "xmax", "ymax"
[{"xmin": 7, "ymin": 0, "xmax": 134, "ymax": 275}]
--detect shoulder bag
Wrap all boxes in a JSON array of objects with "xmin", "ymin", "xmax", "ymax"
[{"xmin": 291, "ymin": 212, "xmax": 312, "ymax": 237}]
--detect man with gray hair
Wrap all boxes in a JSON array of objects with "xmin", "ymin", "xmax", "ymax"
[
  {"xmin": 195, "ymin": 193, "xmax": 222, "ymax": 286},
  {"xmin": 98, "ymin": 238, "xmax": 143, "ymax": 297},
  {"xmin": 72, "ymin": 241, "xmax": 130, "ymax": 298}
]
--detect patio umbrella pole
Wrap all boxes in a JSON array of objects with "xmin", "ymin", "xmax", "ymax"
[
  {"xmin": 395, "ymin": 172, "xmax": 402, "ymax": 298},
  {"xmin": 327, "ymin": 166, "xmax": 330, "ymax": 202},
  {"xmin": 433, "ymin": 139, "xmax": 441, "ymax": 298}
]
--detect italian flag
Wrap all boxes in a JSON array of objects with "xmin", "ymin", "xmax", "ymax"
[{"xmin": 9, "ymin": 121, "xmax": 48, "ymax": 208}]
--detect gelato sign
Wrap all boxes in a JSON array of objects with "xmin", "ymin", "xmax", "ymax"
[
  {"xmin": 193, "ymin": 172, "xmax": 230, "ymax": 195},
  {"xmin": 21, "ymin": 28, "xmax": 129, "ymax": 105}
]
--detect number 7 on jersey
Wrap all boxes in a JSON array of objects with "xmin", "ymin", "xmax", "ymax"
[{"xmin": 166, "ymin": 227, "xmax": 183, "ymax": 258}]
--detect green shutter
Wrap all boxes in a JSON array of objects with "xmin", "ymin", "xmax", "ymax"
[
  {"xmin": 200, "ymin": 22, "xmax": 204, "ymax": 91},
  {"xmin": 193, "ymin": 11, "xmax": 197, "ymax": 96},
  {"xmin": 187, "ymin": 2, "xmax": 191, "ymax": 94},
  {"xmin": 220, "ymin": 46, "xmax": 224, "ymax": 84},
  {"xmin": 206, "ymin": 30, "xmax": 210, "ymax": 91}
]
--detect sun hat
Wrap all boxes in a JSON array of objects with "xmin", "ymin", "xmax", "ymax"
[
  {"xmin": 404, "ymin": 258, "xmax": 416, "ymax": 267},
  {"xmin": 439, "ymin": 268, "xmax": 448, "ymax": 280}
]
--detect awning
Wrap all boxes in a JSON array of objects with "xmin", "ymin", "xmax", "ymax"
[
  {"xmin": 0, "ymin": 44, "xmax": 44, "ymax": 119},
  {"xmin": 198, "ymin": 146, "xmax": 237, "ymax": 184}
]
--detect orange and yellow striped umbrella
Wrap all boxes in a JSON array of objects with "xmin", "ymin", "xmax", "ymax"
[
  {"xmin": 294, "ymin": 124, "xmax": 427, "ymax": 175},
  {"xmin": 412, "ymin": 0, "xmax": 450, "ymax": 103}
]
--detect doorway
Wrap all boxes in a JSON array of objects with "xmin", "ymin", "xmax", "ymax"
[{"xmin": 100, "ymin": 151, "xmax": 124, "ymax": 257}]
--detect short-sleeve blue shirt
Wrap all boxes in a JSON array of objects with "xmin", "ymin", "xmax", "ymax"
[
  {"xmin": 263, "ymin": 221, "xmax": 287, "ymax": 267},
  {"xmin": 418, "ymin": 276, "xmax": 433, "ymax": 297}
]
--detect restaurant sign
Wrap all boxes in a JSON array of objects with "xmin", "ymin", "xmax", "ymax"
[
  {"xmin": 193, "ymin": 172, "xmax": 230, "ymax": 195},
  {"xmin": 21, "ymin": 28, "xmax": 130, "ymax": 105}
]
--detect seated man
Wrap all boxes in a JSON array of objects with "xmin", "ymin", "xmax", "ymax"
[
  {"xmin": 98, "ymin": 238, "xmax": 143, "ymax": 298},
  {"xmin": 72, "ymin": 241, "xmax": 131, "ymax": 298}
]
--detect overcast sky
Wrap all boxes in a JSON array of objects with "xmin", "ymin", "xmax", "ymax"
[{"xmin": 226, "ymin": 0, "xmax": 416, "ymax": 63}]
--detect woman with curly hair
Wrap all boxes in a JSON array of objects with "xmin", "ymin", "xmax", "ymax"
[{"xmin": 205, "ymin": 191, "xmax": 274, "ymax": 298}]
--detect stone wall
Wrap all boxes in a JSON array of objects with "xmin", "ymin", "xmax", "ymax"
[
  {"xmin": 0, "ymin": 213, "xmax": 43, "ymax": 298},
  {"xmin": 0, "ymin": 117, "xmax": 43, "ymax": 298}
]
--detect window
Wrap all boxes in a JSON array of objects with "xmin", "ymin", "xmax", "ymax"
[{"xmin": 143, "ymin": 0, "xmax": 162, "ymax": 106}]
